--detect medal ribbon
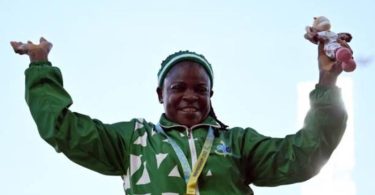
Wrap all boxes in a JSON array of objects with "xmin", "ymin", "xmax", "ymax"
[{"xmin": 155, "ymin": 124, "xmax": 214, "ymax": 195}]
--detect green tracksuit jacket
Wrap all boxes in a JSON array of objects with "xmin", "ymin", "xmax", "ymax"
[{"xmin": 25, "ymin": 62, "xmax": 348, "ymax": 195}]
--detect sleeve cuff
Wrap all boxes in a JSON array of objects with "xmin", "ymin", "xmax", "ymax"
[
  {"xmin": 309, "ymin": 84, "xmax": 343, "ymax": 107},
  {"xmin": 29, "ymin": 61, "xmax": 52, "ymax": 67}
]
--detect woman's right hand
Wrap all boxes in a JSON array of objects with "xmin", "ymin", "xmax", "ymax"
[{"xmin": 10, "ymin": 37, "xmax": 53, "ymax": 62}]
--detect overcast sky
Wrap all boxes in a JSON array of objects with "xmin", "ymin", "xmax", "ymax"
[{"xmin": 1, "ymin": 0, "xmax": 374, "ymax": 194}]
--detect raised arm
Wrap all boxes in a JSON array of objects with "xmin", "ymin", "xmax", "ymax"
[
  {"xmin": 245, "ymin": 41, "xmax": 348, "ymax": 186},
  {"xmin": 11, "ymin": 38, "xmax": 133, "ymax": 175}
]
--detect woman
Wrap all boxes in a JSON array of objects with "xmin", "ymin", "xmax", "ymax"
[{"xmin": 11, "ymin": 37, "xmax": 348, "ymax": 194}]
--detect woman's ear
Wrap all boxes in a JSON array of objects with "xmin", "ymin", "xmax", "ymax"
[{"xmin": 156, "ymin": 87, "xmax": 163, "ymax": 103}]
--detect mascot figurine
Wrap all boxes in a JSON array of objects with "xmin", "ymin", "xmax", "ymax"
[{"xmin": 305, "ymin": 16, "xmax": 356, "ymax": 72}]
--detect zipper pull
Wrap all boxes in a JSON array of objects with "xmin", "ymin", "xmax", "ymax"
[{"xmin": 187, "ymin": 128, "xmax": 192, "ymax": 139}]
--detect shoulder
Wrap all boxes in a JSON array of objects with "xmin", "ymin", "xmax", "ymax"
[
  {"xmin": 225, "ymin": 126, "xmax": 268, "ymax": 141},
  {"xmin": 109, "ymin": 118, "xmax": 155, "ymax": 132}
]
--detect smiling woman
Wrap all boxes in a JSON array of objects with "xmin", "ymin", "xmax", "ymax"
[
  {"xmin": 158, "ymin": 61, "xmax": 212, "ymax": 128},
  {"xmin": 157, "ymin": 54, "xmax": 213, "ymax": 129},
  {"xmin": 11, "ymin": 37, "xmax": 348, "ymax": 195}
]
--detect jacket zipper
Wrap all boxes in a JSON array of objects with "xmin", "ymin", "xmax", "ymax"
[{"xmin": 186, "ymin": 126, "xmax": 200, "ymax": 195}]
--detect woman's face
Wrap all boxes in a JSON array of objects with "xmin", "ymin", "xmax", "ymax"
[{"xmin": 157, "ymin": 61, "xmax": 212, "ymax": 128}]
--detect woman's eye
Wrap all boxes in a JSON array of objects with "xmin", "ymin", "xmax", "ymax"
[
  {"xmin": 171, "ymin": 85, "xmax": 184, "ymax": 91},
  {"xmin": 197, "ymin": 87, "xmax": 209, "ymax": 94}
]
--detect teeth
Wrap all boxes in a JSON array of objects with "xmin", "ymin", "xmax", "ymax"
[{"xmin": 182, "ymin": 108, "xmax": 197, "ymax": 112}]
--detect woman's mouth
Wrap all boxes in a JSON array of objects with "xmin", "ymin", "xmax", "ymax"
[{"xmin": 181, "ymin": 107, "xmax": 198, "ymax": 113}]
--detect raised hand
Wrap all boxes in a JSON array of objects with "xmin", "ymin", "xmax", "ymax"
[
  {"xmin": 10, "ymin": 37, "xmax": 53, "ymax": 62},
  {"xmin": 317, "ymin": 40, "xmax": 351, "ymax": 86}
]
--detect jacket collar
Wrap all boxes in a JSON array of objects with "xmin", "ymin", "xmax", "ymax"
[{"xmin": 158, "ymin": 114, "xmax": 221, "ymax": 130}]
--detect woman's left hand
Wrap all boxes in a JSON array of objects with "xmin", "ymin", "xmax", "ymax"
[{"xmin": 317, "ymin": 40, "xmax": 352, "ymax": 86}]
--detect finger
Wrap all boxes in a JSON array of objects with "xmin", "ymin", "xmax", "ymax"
[
  {"xmin": 10, "ymin": 41, "xmax": 20, "ymax": 52},
  {"xmin": 40, "ymin": 37, "xmax": 47, "ymax": 43},
  {"xmin": 10, "ymin": 41, "xmax": 20, "ymax": 49},
  {"xmin": 339, "ymin": 41, "xmax": 353, "ymax": 54},
  {"xmin": 27, "ymin": 40, "xmax": 34, "ymax": 44},
  {"xmin": 47, "ymin": 42, "xmax": 53, "ymax": 51},
  {"xmin": 40, "ymin": 37, "xmax": 53, "ymax": 51},
  {"xmin": 337, "ymin": 39, "xmax": 350, "ymax": 48},
  {"xmin": 10, "ymin": 41, "xmax": 27, "ymax": 54},
  {"xmin": 10, "ymin": 41, "xmax": 23, "ymax": 50},
  {"xmin": 332, "ymin": 61, "xmax": 343, "ymax": 74},
  {"xmin": 340, "ymin": 41, "xmax": 349, "ymax": 48},
  {"xmin": 318, "ymin": 42, "xmax": 325, "ymax": 56}
]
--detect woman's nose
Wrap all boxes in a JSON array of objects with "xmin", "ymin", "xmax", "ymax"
[{"xmin": 183, "ymin": 90, "xmax": 198, "ymax": 101}]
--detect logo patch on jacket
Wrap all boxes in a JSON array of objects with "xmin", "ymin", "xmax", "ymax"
[{"xmin": 214, "ymin": 140, "xmax": 233, "ymax": 157}]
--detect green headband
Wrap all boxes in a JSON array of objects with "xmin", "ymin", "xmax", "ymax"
[{"xmin": 157, "ymin": 51, "xmax": 214, "ymax": 87}]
